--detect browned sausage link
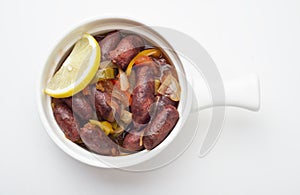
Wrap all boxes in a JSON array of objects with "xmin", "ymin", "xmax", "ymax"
[
  {"xmin": 52, "ymin": 100, "xmax": 81, "ymax": 142},
  {"xmin": 122, "ymin": 130, "xmax": 144, "ymax": 152},
  {"xmin": 85, "ymin": 84, "xmax": 96, "ymax": 109},
  {"xmin": 131, "ymin": 63, "xmax": 156, "ymax": 124},
  {"xmin": 94, "ymin": 89, "xmax": 114, "ymax": 122},
  {"xmin": 62, "ymin": 92, "xmax": 94, "ymax": 120},
  {"xmin": 150, "ymin": 95, "xmax": 178, "ymax": 117},
  {"xmin": 157, "ymin": 95, "xmax": 178, "ymax": 108},
  {"xmin": 79, "ymin": 123, "xmax": 120, "ymax": 156},
  {"xmin": 143, "ymin": 105, "xmax": 179, "ymax": 150},
  {"xmin": 109, "ymin": 35, "xmax": 144, "ymax": 70},
  {"xmin": 99, "ymin": 31, "xmax": 121, "ymax": 61}
]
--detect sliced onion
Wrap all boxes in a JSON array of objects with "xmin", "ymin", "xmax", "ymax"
[
  {"xmin": 92, "ymin": 68, "xmax": 117, "ymax": 83},
  {"xmin": 112, "ymin": 88, "xmax": 130, "ymax": 107},
  {"xmin": 154, "ymin": 79, "xmax": 161, "ymax": 95},
  {"xmin": 119, "ymin": 68, "xmax": 129, "ymax": 91},
  {"xmin": 127, "ymin": 70, "xmax": 136, "ymax": 94},
  {"xmin": 120, "ymin": 110, "xmax": 132, "ymax": 124},
  {"xmin": 157, "ymin": 74, "xmax": 181, "ymax": 101},
  {"xmin": 100, "ymin": 61, "xmax": 117, "ymax": 69}
]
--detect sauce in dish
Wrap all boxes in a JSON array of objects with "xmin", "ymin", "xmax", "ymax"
[{"xmin": 46, "ymin": 30, "xmax": 181, "ymax": 156}]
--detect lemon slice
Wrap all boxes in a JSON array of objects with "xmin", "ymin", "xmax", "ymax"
[{"xmin": 45, "ymin": 33, "xmax": 100, "ymax": 98}]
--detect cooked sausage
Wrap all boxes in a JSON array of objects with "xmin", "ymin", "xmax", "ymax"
[
  {"xmin": 94, "ymin": 89, "xmax": 114, "ymax": 122},
  {"xmin": 157, "ymin": 95, "xmax": 178, "ymax": 108},
  {"xmin": 131, "ymin": 63, "xmax": 156, "ymax": 124},
  {"xmin": 109, "ymin": 35, "xmax": 144, "ymax": 70},
  {"xmin": 84, "ymin": 84, "xmax": 115, "ymax": 122},
  {"xmin": 52, "ymin": 100, "xmax": 81, "ymax": 142},
  {"xmin": 149, "ymin": 95, "xmax": 178, "ymax": 117},
  {"xmin": 62, "ymin": 92, "xmax": 94, "ymax": 120},
  {"xmin": 99, "ymin": 31, "xmax": 121, "ymax": 61},
  {"xmin": 143, "ymin": 105, "xmax": 179, "ymax": 150},
  {"xmin": 123, "ymin": 130, "xmax": 144, "ymax": 151},
  {"xmin": 160, "ymin": 63, "xmax": 179, "ymax": 82},
  {"xmin": 79, "ymin": 123, "xmax": 120, "ymax": 156},
  {"xmin": 84, "ymin": 84, "xmax": 98, "ymax": 109}
]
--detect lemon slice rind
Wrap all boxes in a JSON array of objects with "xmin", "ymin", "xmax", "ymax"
[{"xmin": 45, "ymin": 33, "xmax": 100, "ymax": 98}]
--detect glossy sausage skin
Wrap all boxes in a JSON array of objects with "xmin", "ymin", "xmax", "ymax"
[
  {"xmin": 53, "ymin": 100, "xmax": 81, "ymax": 142},
  {"xmin": 157, "ymin": 95, "xmax": 178, "ymax": 109},
  {"xmin": 122, "ymin": 130, "xmax": 144, "ymax": 151},
  {"xmin": 94, "ymin": 89, "xmax": 114, "ymax": 122},
  {"xmin": 131, "ymin": 63, "xmax": 156, "ymax": 124},
  {"xmin": 109, "ymin": 35, "xmax": 144, "ymax": 70},
  {"xmin": 85, "ymin": 84, "xmax": 96, "ymax": 108},
  {"xmin": 143, "ymin": 105, "xmax": 179, "ymax": 150},
  {"xmin": 99, "ymin": 31, "xmax": 121, "ymax": 61},
  {"xmin": 79, "ymin": 123, "xmax": 119, "ymax": 156},
  {"xmin": 62, "ymin": 92, "xmax": 94, "ymax": 120}
]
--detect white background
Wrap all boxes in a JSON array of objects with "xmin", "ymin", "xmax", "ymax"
[{"xmin": 1, "ymin": 0, "xmax": 300, "ymax": 194}]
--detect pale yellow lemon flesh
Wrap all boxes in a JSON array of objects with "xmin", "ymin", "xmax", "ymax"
[{"xmin": 45, "ymin": 33, "xmax": 101, "ymax": 98}]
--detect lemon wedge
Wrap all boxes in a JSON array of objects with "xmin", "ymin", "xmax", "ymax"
[{"xmin": 45, "ymin": 33, "xmax": 100, "ymax": 98}]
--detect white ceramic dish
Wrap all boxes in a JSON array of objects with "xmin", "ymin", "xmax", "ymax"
[{"xmin": 37, "ymin": 17, "xmax": 260, "ymax": 168}]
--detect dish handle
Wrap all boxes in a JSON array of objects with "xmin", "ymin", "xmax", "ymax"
[{"xmin": 192, "ymin": 74, "xmax": 261, "ymax": 112}]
